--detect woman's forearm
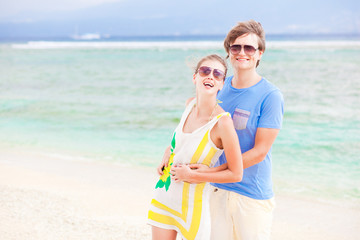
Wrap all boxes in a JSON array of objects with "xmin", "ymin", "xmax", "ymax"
[{"xmin": 189, "ymin": 168, "xmax": 242, "ymax": 183}]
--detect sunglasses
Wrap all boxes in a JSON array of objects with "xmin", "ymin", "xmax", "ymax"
[
  {"xmin": 197, "ymin": 66, "xmax": 225, "ymax": 81},
  {"xmin": 229, "ymin": 44, "xmax": 259, "ymax": 56}
]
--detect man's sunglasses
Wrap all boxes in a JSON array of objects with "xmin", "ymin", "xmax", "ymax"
[
  {"xmin": 197, "ymin": 66, "xmax": 225, "ymax": 81},
  {"xmin": 229, "ymin": 44, "xmax": 259, "ymax": 56}
]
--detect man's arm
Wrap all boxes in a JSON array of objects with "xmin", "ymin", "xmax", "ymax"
[
  {"xmin": 189, "ymin": 127, "xmax": 279, "ymax": 174},
  {"xmin": 187, "ymin": 89, "xmax": 283, "ymax": 173},
  {"xmin": 242, "ymin": 127, "xmax": 279, "ymax": 169}
]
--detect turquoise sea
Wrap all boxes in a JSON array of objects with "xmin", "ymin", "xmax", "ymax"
[{"xmin": 1, "ymin": 37, "xmax": 359, "ymax": 207}]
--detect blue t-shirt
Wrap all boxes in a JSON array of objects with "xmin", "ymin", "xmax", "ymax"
[{"xmin": 212, "ymin": 76, "xmax": 284, "ymax": 200}]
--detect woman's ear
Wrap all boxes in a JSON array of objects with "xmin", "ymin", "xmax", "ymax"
[{"xmin": 192, "ymin": 73, "xmax": 197, "ymax": 84}]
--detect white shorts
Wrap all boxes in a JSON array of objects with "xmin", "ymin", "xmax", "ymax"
[{"xmin": 209, "ymin": 186, "xmax": 275, "ymax": 240}]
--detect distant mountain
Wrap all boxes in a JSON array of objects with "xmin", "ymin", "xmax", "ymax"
[{"xmin": 0, "ymin": 0, "xmax": 359, "ymax": 39}]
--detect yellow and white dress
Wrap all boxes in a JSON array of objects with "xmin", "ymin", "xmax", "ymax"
[{"xmin": 148, "ymin": 99, "xmax": 230, "ymax": 240}]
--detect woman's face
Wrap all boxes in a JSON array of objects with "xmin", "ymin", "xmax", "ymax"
[
  {"xmin": 193, "ymin": 59, "xmax": 225, "ymax": 96},
  {"xmin": 229, "ymin": 33, "xmax": 263, "ymax": 71}
]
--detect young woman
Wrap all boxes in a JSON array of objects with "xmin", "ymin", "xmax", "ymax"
[{"xmin": 148, "ymin": 54, "xmax": 243, "ymax": 240}]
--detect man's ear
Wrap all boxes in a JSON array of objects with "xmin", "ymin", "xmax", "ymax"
[{"xmin": 258, "ymin": 50, "xmax": 264, "ymax": 60}]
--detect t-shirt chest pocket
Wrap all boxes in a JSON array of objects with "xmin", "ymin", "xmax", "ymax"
[{"xmin": 232, "ymin": 108, "xmax": 250, "ymax": 130}]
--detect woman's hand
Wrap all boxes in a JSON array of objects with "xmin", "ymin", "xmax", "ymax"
[
  {"xmin": 157, "ymin": 146, "xmax": 171, "ymax": 176},
  {"xmin": 187, "ymin": 163, "xmax": 210, "ymax": 173},
  {"xmin": 170, "ymin": 164, "xmax": 208, "ymax": 184},
  {"xmin": 170, "ymin": 164, "xmax": 192, "ymax": 182}
]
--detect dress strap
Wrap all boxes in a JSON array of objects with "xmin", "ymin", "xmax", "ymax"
[
  {"xmin": 177, "ymin": 98, "xmax": 196, "ymax": 129},
  {"xmin": 207, "ymin": 112, "xmax": 231, "ymax": 130}
]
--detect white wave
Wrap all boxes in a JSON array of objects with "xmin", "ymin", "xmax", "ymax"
[
  {"xmin": 11, "ymin": 40, "xmax": 360, "ymax": 49},
  {"xmin": 10, "ymin": 40, "xmax": 360, "ymax": 50},
  {"xmin": 267, "ymin": 40, "xmax": 360, "ymax": 49},
  {"xmin": 11, "ymin": 41, "xmax": 224, "ymax": 50}
]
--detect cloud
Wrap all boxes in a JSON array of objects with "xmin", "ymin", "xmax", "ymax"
[
  {"xmin": 0, "ymin": 0, "xmax": 359, "ymax": 38},
  {"xmin": 0, "ymin": 0, "xmax": 125, "ymax": 18},
  {"xmin": 285, "ymin": 24, "xmax": 329, "ymax": 33},
  {"xmin": 8, "ymin": 18, "xmax": 36, "ymax": 23},
  {"xmin": 130, "ymin": 14, "xmax": 167, "ymax": 21}
]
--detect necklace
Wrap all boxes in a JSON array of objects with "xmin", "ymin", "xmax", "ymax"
[
  {"xmin": 193, "ymin": 102, "xmax": 218, "ymax": 122},
  {"xmin": 209, "ymin": 103, "xmax": 217, "ymax": 121}
]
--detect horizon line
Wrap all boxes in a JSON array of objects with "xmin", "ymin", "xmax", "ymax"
[{"xmin": 1, "ymin": 33, "xmax": 360, "ymax": 43}]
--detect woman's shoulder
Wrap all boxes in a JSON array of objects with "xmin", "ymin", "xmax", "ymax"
[
  {"xmin": 217, "ymin": 109, "xmax": 234, "ymax": 128},
  {"xmin": 214, "ymin": 106, "xmax": 232, "ymax": 128},
  {"xmin": 217, "ymin": 113, "xmax": 232, "ymax": 126},
  {"xmin": 211, "ymin": 110, "xmax": 233, "ymax": 142}
]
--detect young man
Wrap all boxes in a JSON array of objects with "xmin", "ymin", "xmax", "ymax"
[
  {"xmin": 160, "ymin": 20, "xmax": 284, "ymax": 240},
  {"xmin": 208, "ymin": 20, "xmax": 284, "ymax": 240}
]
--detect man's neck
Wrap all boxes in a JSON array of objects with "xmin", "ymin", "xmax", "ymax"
[{"xmin": 232, "ymin": 70, "xmax": 262, "ymax": 89}]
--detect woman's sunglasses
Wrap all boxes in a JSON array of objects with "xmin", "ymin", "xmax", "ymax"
[
  {"xmin": 229, "ymin": 44, "xmax": 259, "ymax": 56},
  {"xmin": 197, "ymin": 66, "xmax": 225, "ymax": 81}
]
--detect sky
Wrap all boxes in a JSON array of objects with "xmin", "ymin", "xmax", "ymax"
[{"xmin": 0, "ymin": 0, "xmax": 359, "ymax": 38}]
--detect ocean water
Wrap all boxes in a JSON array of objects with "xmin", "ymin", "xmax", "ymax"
[{"xmin": 1, "ymin": 39, "xmax": 359, "ymax": 207}]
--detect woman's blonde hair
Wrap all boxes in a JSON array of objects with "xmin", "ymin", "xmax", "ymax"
[{"xmin": 194, "ymin": 54, "xmax": 227, "ymax": 80}]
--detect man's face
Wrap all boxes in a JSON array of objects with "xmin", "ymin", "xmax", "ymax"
[{"xmin": 229, "ymin": 33, "xmax": 263, "ymax": 71}]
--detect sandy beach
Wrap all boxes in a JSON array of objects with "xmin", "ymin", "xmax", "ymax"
[{"xmin": 0, "ymin": 149, "xmax": 359, "ymax": 240}]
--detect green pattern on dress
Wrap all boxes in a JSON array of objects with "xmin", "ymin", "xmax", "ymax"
[{"xmin": 155, "ymin": 132, "xmax": 176, "ymax": 191}]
